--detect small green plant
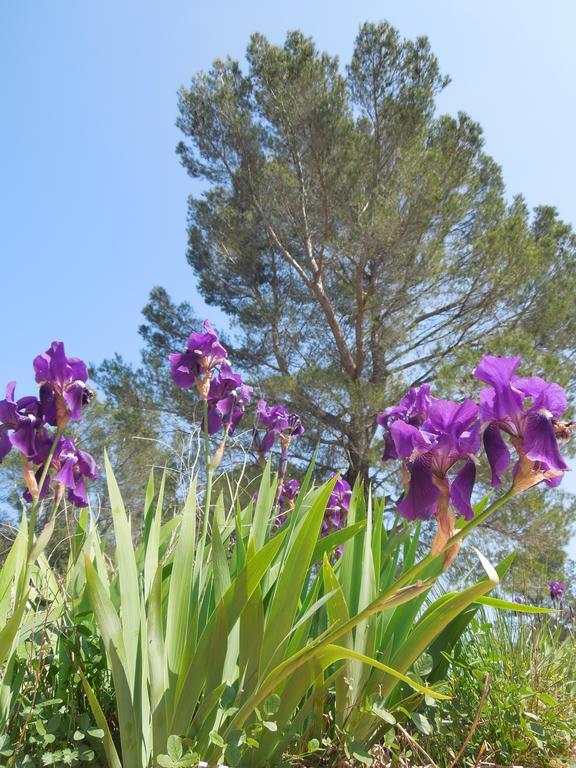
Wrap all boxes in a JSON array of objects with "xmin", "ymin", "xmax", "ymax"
[
  {"xmin": 6, "ymin": 703, "xmax": 103, "ymax": 767},
  {"xmin": 156, "ymin": 735, "xmax": 200, "ymax": 768},
  {"xmin": 411, "ymin": 613, "xmax": 576, "ymax": 767}
]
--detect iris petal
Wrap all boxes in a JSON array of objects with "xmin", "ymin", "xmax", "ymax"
[
  {"xmin": 64, "ymin": 383, "xmax": 86, "ymax": 420},
  {"xmin": 55, "ymin": 457, "xmax": 77, "ymax": 488},
  {"xmin": 524, "ymin": 412, "xmax": 568, "ymax": 472},
  {"xmin": 169, "ymin": 352, "xmax": 197, "ymax": 389},
  {"xmin": 474, "ymin": 355, "xmax": 524, "ymax": 419},
  {"xmin": 77, "ymin": 449, "xmax": 99, "ymax": 480},
  {"xmin": 513, "ymin": 377, "xmax": 567, "ymax": 417},
  {"xmin": 10, "ymin": 421, "xmax": 38, "ymax": 458},
  {"xmin": 49, "ymin": 342, "xmax": 69, "ymax": 386},
  {"xmin": 207, "ymin": 407, "xmax": 223, "ymax": 435},
  {"xmin": 450, "ymin": 459, "xmax": 476, "ymax": 519},
  {"xmin": 68, "ymin": 477, "xmax": 88, "ymax": 507},
  {"xmin": 483, "ymin": 424, "xmax": 511, "ymax": 486},
  {"xmin": 397, "ymin": 457, "xmax": 439, "ymax": 521},
  {"xmin": 0, "ymin": 430, "xmax": 12, "ymax": 462},
  {"xmin": 390, "ymin": 421, "xmax": 427, "ymax": 458},
  {"xmin": 473, "ymin": 355, "xmax": 522, "ymax": 387}
]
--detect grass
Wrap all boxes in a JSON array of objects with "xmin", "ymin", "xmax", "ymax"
[{"xmin": 412, "ymin": 612, "xmax": 576, "ymax": 768}]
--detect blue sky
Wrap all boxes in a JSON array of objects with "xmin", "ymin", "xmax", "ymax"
[{"xmin": 2, "ymin": 0, "xmax": 576, "ymax": 554}]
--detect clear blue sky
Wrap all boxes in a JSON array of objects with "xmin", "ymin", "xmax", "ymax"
[{"xmin": 2, "ymin": 0, "xmax": 576, "ymax": 554}]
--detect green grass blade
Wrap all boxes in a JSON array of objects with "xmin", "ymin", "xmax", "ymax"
[
  {"xmin": 310, "ymin": 521, "xmax": 366, "ymax": 564},
  {"xmin": 28, "ymin": 514, "xmax": 55, "ymax": 565},
  {"xmin": 0, "ymin": 515, "xmax": 27, "ymax": 622},
  {"xmin": 79, "ymin": 669, "xmax": 123, "ymax": 768},
  {"xmin": 84, "ymin": 554, "xmax": 143, "ymax": 768},
  {"xmin": 144, "ymin": 470, "xmax": 164, "ymax": 600},
  {"xmin": 171, "ymin": 530, "xmax": 288, "ymax": 736},
  {"xmin": 474, "ymin": 596, "xmax": 556, "ymax": 613},
  {"xmin": 350, "ymin": 490, "xmax": 376, "ymax": 699},
  {"xmin": 141, "ymin": 468, "xmax": 156, "ymax": 548},
  {"xmin": 252, "ymin": 459, "xmax": 276, "ymax": 551},
  {"xmin": 165, "ymin": 479, "xmax": 198, "ymax": 695},
  {"xmin": 322, "ymin": 554, "xmax": 351, "ymax": 726},
  {"xmin": 316, "ymin": 644, "xmax": 451, "ymax": 699},
  {"xmin": 0, "ymin": 595, "xmax": 28, "ymax": 666},
  {"xmin": 104, "ymin": 451, "xmax": 141, "ymax": 683},
  {"xmin": 259, "ymin": 478, "xmax": 336, "ymax": 674},
  {"xmin": 212, "ymin": 492, "xmax": 231, "ymax": 602},
  {"xmin": 147, "ymin": 564, "xmax": 168, "ymax": 757}
]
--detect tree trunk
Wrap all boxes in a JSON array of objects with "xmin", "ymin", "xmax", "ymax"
[{"xmin": 345, "ymin": 427, "xmax": 371, "ymax": 487}]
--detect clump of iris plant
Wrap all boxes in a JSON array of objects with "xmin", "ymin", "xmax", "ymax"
[
  {"xmin": 473, "ymin": 355, "xmax": 570, "ymax": 492},
  {"xmin": 0, "ymin": 342, "xmax": 97, "ymax": 515},
  {"xmin": 549, "ymin": 581, "xmax": 566, "ymax": 605},
  {"xmin": 167, "ymin": 328, "xmax": 574, "ymax": 573}
]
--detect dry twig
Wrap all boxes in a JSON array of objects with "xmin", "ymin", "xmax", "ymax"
[
  {"xmin": 449, "ymin": 673, "xmax": 492, "ymax": 768},
  {"xmin": 395, "ymin": 722, "xmax": 439, "ymax": 768}
]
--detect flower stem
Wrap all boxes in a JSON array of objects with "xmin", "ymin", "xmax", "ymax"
[
  {"xmin": 200, "ymin": 398, "xmax": 213, "ymax": 550},
  {"xmin": 28, "ymin": 428, "xmax": 63, "ymax": 554},
  {"xmin": 389, "ymin": 487, "xmax": 516, "ymax": 593},
  {"xmin": 273, "ymin": 436, "xmax": 290, "ymax": 507}
]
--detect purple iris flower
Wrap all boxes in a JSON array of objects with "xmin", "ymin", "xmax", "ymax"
[
  {"xmin": 21, "ymin": 436, "xmax": 98, "ymax": 507},
  {"xmin": 53, "ymin": 438, "xmax": 99, "ymax": 507},
  {"xmin": 0, "ymin": 382, "xmax": 45, "ymax": 462},
  {"xmin": 260, "ymin": 479, "xmax": 300, "ymax": 527},
  {"xmin": 274, "ymin": 478, "xmax": 301, "ymax": 527},
  {"xmin": 169, "ymin": 321, "xmax": 228, "ymax": 398},
  {"xmin": 279, "ymin": 478, "xmax": 301, "ymax": 510},
  {"xmin": 377, "ymin": 385, "xmax": 432, "ymax": 460},
  {"xmin": 33, "ymin": 342, "xmax": 93, "ymax": 429},
  {"xmin": 548, "ymin": 581, "xmax": 566, "ymax": 603},
  {"xmin": 19, "ymin": 426, "xmax": 57, "ymax": 502},
  {"xmin": 473, "ymin": 355, "xmax": 569, "ymax": 491},
  {"xmin": 206, "ymin": 364, "xmax": 253, "ymax": 435},
  {"xmin": 254, "ymin": 400, "xmax": 304, "ymax": 455},
  {"xmin": 383, "ymin": 396, "xmax": 480, "ymax": 523},
  {"xmin": 322, "ymin": 475, "xmax": 351, "ymax": 534}
]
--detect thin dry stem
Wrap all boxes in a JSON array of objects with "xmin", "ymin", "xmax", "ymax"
[{"xmin": 449, "ymin": 673, "xmax": 492, "ymax": 768}]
